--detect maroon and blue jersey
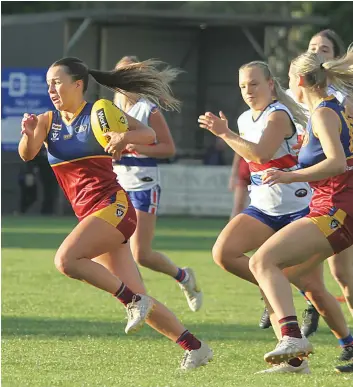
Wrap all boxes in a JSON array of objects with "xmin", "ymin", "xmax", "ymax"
[
  {"xmin": 46, "ymin": 101, "xmax": 122, "ymax": 221},
  {"xmin": 298, "ymin": 96, "xmax": 353, "ymax": 217}
]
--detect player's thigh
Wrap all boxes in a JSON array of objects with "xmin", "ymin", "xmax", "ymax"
[
  {"xmin": 93, "ymin": 243, "xmax": 146, "ymax": 294},
  {"xmin": 252, "ymin": 217, "xmax": 333, "ymax": 273},
  {"xmin": 214, "ymin": 213, "xmax": 275, "ymax": 255},
  {"xmin": 128, "ymin": 187, "xmax": 159, "ymax": 253},
  {"xmin": 56, "ymin": 216, "xmax": 126, "ymax": 261}
]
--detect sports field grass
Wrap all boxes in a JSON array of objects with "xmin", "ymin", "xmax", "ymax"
[{"xmin": 2, "ymin": 215, "xmax": 353, "ymax": 387}]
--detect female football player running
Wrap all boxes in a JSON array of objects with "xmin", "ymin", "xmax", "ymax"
[
  {"xmin": 19, "ymin": 57, "xmax": 212, "ymax": 370},
  {"xmin": 199, "ymin": 57, "xmax": 352, "ymax": 373},
  {"xmin": 112, "ymin": 56, "xmax": 202, "ymax": 312}
]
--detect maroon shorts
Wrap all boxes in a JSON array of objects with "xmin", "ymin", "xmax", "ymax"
[
  {"xmin": 307, "ymin": 207, "xmax": 353, "ymax": 254},
  {"xmin": 91, "ymin": 190, "xmax": 137, "ymax": 241},
  {"xmin": 237, "ymin": 157, "xmax": 251, "ymax": 186}
]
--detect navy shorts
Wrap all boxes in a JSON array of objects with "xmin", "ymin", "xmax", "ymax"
[
  {"xmin": 127, "ymin": 185, "xmax": 161, "ymax": 215},
  {"xmin": 242, "ymin": 205, "xmax": 310, "ymax": 232}
]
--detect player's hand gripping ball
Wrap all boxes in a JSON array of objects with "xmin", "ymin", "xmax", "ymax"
[{"xmin": 91, "ymin": 99, "xmax": 129, "ymax": 148}]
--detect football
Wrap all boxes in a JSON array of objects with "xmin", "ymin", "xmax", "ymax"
[{"xmin": 90, "ymin": 99, "xmax": 129, "ymax": 148}]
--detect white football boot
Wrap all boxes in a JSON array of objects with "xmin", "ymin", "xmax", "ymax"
[
  {"xmin": 180, "ymin": 341, "xmax": 213, "ymax": 370},
  {"xmin": 264, "ymin": 336, "xmax": 314, "ymax": 364},
  {"xmin": 179, "ymin": 267, "xmax": 203, "ymax": 312},
  {"xmin": 255, "ymin": 360, "xmax": 311, "ymax": 374},
  {"xmin": 125, "ymin": 294, "xmax": 154, "ymax": 334}
]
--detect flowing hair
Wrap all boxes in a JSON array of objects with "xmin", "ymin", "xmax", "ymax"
[
  {"xmin": 51, "ymin": 57, "xmax": 182, "ymax": 111},
  {"xmin": 291, "ymin": 46, "xmax": 353, "ymax": 99},
  {"xmin": 239, "ymin": 61, "xmax": 308, "ymax": 127}
]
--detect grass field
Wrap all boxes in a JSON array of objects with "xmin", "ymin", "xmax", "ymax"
[{"xmin": 2, "ymin": 215, "xmax": 353, "ymax": 387}]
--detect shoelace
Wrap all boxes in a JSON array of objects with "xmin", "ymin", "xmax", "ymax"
[
  {"xmin": 126, "ymin": 296, "xmax": 138, "ymax": 320},
  {"xmin": 181, "ymin": 351, "xmax": 191, "ymax": 367},
  {"xmin": 302, "ymin": 308, "xmax": 315, "ymax": 325},
  {"xmin": 180, "ymin": 280, "xmax": 196, "ymax": 298},
  {"xmin": 276, "ymin": 337, "xmax": 301, "ymax": 351},
  {"xmin": 126, "ymin": 306, "xmax": 134, "ymax": 320}
]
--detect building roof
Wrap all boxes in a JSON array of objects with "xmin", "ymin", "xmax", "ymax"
[{"xmin": 2, "ymin": 8, "xmax": 329, "ymax": 28}]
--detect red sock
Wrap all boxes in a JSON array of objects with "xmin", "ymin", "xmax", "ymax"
[
  {"xmin": 176, "ymin": 330, "xmax": 201, "ymax": 351},
  {"xmin": 115, "ymin": 283, "xmax": 141, "ymax": 306},
  {"xmin": 279, "ymin": 316, "xmax": 302, "ymax": 338}
]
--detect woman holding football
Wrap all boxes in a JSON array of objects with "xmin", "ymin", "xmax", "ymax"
[{"xmin": 18, "ymin": 56, "xmax": 212, "ymax": 370}]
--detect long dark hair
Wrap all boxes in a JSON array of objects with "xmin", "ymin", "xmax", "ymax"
[
  {"xmin": 50, "ymin": 57, "xmax": 181, "ymax": 111},
  {"xmin": 311, "ymin": 29, "xmax": 345, "ymax": 58}
]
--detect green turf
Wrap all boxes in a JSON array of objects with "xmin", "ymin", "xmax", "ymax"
[{"xmin": 2, "ymin": 216, "xmax": 353, "ymax": 386}]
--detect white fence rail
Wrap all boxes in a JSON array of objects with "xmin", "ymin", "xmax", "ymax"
[{"xmin": 158, "ymin": 165, "xmax": 234, "ymax": 216}]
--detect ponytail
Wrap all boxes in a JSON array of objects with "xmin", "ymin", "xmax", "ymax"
[
  {"xmin": 51, "ymin": 57, "xmax": 182, "ymax": 112},
  {"xmin": 88, "ymin": 60, "xmax": 182, "ymax": 111},
  {"xmin": 272, "ymin": 78, "xmax": 308, "ymax": 127},
  {"xmin": 322, "ymin": 49, "xmax": 353, "ymax": 97},
  {"xmin": 291, "ymin": 46, "xmax": 353, "ymax": 102},
  {"xmin": 240, "ymin": 61, "xmax": 308, "ymax": 127}
]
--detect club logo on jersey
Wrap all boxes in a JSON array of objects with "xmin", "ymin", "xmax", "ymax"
[
  {"xmin": 50, "ymin": 131, "xmax": 59, "ymax": 141},
  {"xmin": 75, "ymin": 124, "xmax": 88, "ymax": 134},
  {"xmin": 295, "ymin": 188, "xmax": 308, "ymax": 198},
  {"xmin": 119, "ymin": 115, "xmax": 127, "ymax": 125},
  {"xmin": 116, "ymin": 208, "xmax": 125, "ymax": 217},
  {"xmin": 52, "ymin": 123, "xmax": 62, "ymax": 131},
  {"xmin": 116, "ymin": 203, "xmax": 126, "ymax": 218},
  {"xmin": 330, "ymin": 219, "xmax": 340, "ymax": 230},
  {"xmin": 97, "ymin": 109, "xmax": 110, "ymax": 133}
]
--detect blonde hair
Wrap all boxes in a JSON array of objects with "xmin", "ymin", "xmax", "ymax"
[
  {"xmin": 291, "ymin": 46, "xmax": 353, "ymax": 99},
  {"xmin": 116, "ymin": 56, "xmax": 140, "ymax": 68},
  {"xmin": 239, "ymin": 61, "xmax": 308, "ymax": 127},
  {"xmin": 109, "ymin": 56, "xmax": 182, "ymax": 111}
]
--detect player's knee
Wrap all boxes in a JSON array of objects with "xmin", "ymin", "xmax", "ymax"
[
  {"xmin": 54, "ymin": 251, "xmax": 78, "ymax": 279},
  {"xmin": 330, "ymin": 265, "xmax": 350, "ymax": 287},
  {"xmin": 212, "ymin": 239, "xmax": 241, "ymax": 269},
  {"xmin": 133, "ymin": 248, "xmax": 152, "ymax": 267},
  {"xmin": 212, "ymin": 240, "xmax": 229, "ymax": 268},
  {"xmin": 249, "ymin": 254, "xmax": 266, "ymax": 277}
]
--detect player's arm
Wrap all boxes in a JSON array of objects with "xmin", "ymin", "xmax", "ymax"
[
  {"xmin": 290, "ymin": 108, "xmax": 346, "ymax": 181},
  {"xmin": 229, "ymin": 153, "xmax": 240, "ymax": 191},
  {"xmin": 263, "ymin": 108, "xmax": 346, "ymax": 185},
  {"xmin": 118, "ymin": 112, "xmax": 156, "ymax": 146},
  {"xmin": 104, "ymin": 112, "xmax": 156, "ymax": 156},
  {"xmin": 127, "ymin": 109, "xmax": 176, "ymax": 158},
  {"xmin": 18, "ymin": 112, "xmax": 50, "ymax": 162},
  {"xmin": 198, "ymin": 110, "xmax": 293, "ymax": 163}
]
